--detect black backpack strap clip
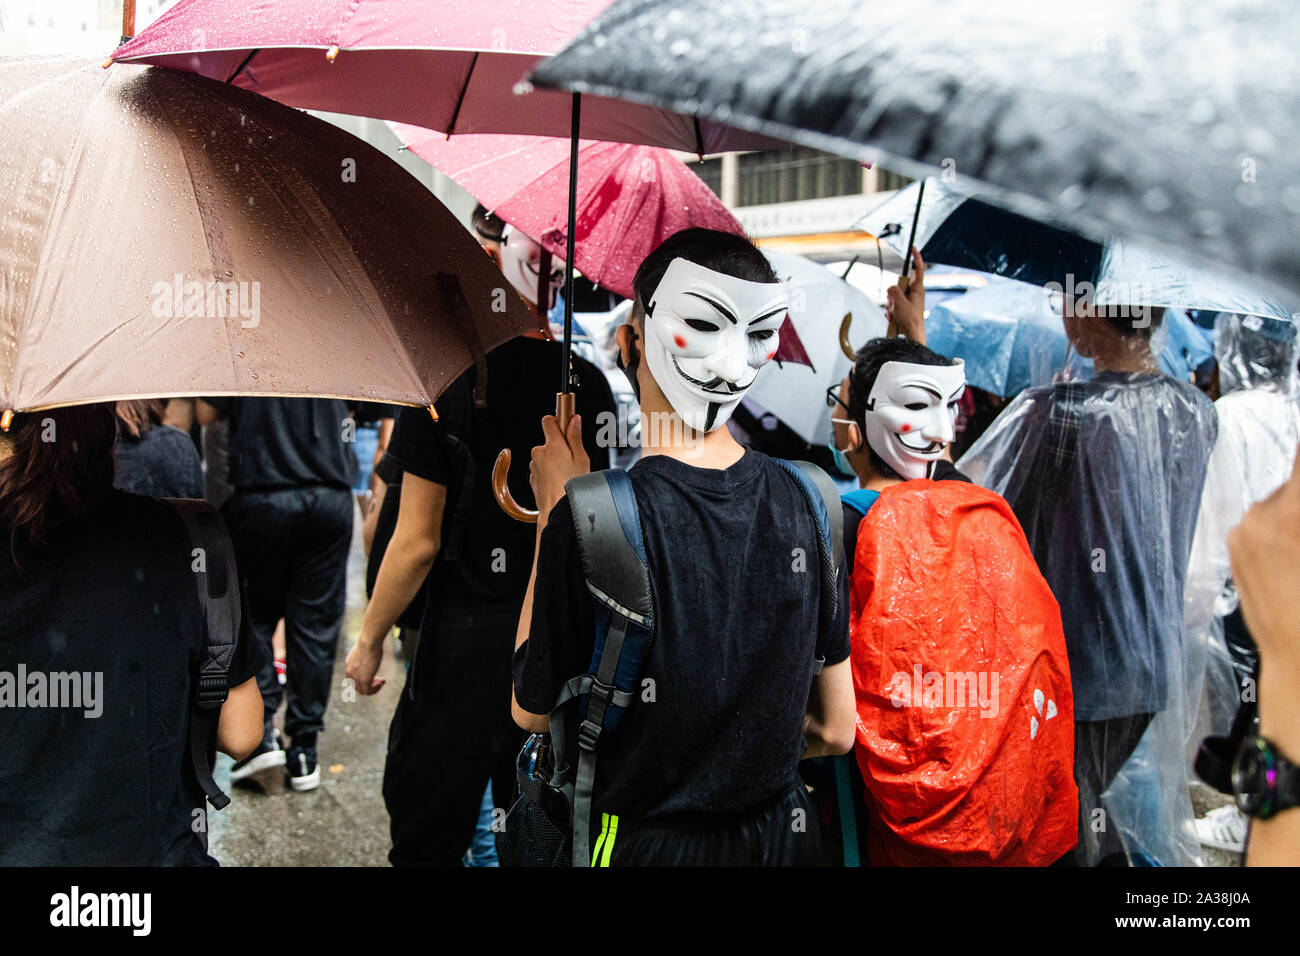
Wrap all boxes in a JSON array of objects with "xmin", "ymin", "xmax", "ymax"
[{"xmin": 166, "ymin": 498, "xmax": 242, "ymax": 814}]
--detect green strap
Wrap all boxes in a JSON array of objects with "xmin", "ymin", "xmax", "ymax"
[
  {"xmin": 590, "ymin": 812, "xmax": 619, "ymax": 867},
  {"xmin": 591, "ymin": 813, "xmax": 609, "ymax": 866},
  {"xmin": 599, "ymin": 814, "xmax": 619, "ymax": 867}
]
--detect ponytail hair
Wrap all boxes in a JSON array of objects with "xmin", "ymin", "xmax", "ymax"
[{"xmin": 0, "ymin": 404, "xmax": 116, "ymax": 567}]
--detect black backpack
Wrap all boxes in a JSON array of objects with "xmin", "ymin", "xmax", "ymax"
[
  {"xmin": 499, "ymin": 458, "xmax": 844, "ymax": 867},
  {"xmin": 166, "ymin": 498, "xmax": 242, "ymax": 850}
]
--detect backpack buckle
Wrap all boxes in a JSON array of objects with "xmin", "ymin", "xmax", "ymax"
[
  {"xmin": 577, "ymin": 718, "xmax": 602, "ymax": 752},
  {"xmin": 589, "ymin": 678, "xmax": 614, "ymax": 704},
  {"xmin": 194, "ymin": 673, "xmax": 229, "ymax": 708}
]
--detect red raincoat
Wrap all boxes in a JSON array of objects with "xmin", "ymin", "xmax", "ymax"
[{"xmin": 850, "ymin": 480, "xmax": 1077, "ymax": 865}]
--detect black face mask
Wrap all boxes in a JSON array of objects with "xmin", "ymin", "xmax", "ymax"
[{"xmin": 616, "ymin": 328, "xmax": 642, "ymax": 402}]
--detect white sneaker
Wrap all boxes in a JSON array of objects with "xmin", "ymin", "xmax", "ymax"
[
  {"xmin": 285, "ymin": 746, "xmax": 320, "ymax": 792},
  {"xmin": 1195, "ymin": 804, "xmax": 1247, "ymax": 853}
]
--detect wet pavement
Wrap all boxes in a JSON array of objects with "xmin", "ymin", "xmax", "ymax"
[{"xmin": 210, "ymin": 509, "xmax": 401, "ymax": 866}]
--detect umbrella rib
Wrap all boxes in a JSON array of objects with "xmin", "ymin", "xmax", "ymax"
[
  {"xmin": 10, "ymin": 64, "xmax": 121, "ymax": 404},
  {"xmin": 445, "ymin": 51, "xmax": 479, "ymax": 137},
  {"xmin": 225, "ymin": 48, "xmax": 260, "ymax": 85},
  {"xmin": 165, "ymin": 123, "xmax": 242, "ymax": 391}
]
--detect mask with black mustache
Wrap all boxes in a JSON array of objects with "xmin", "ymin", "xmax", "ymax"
[
  {"xmin": 498, "ymin": 223, "xmax": 564, "ymax": 311},
  {"xmin": 642, "ymin": 258, "xmax": 788, "ymax": 433},
  {"xmin": 863, "ymin": 359, "xmax": 966, "ymax": 480}
]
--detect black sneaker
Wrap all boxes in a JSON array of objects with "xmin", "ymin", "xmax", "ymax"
[
  {"xmin": 285, "ymin": 738, "xmax": 320, "ymax": 792},
  {"xmin": 230, "ymin": 727, "xmax": 285, "ymax": 783}
]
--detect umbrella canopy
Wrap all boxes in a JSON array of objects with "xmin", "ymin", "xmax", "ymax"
[
  {"xmin": 388, "ymin": 127, "xmax": 744, "ymax": 300},
  {"xmin": 744, "ymin": 251, "xmax": 885, "ymax": 446},
  {"xmin": 859, "ymin": 181, "xmax": 1293, "ymax": 320},
  {"xmin": 109, "ymin": 0, "xmax": 782, "ymax": 153},
  {"xmin": 926, "ymin": 279, "xmax": 1214, "ymax": 397},
  {"xmin": 532, "ymin": 0, "xmax": 1300, "ymax": 301},
  {"xmin": 0, "ymin": 56, "xmax": 536, "ymax": 414}
]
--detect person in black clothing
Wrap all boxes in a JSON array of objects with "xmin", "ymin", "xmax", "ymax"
[
  {"xmin": 513, "ymin": 228, "xmax": 856, "ymax": 866},
  {"xmin": 0, "ymin": 404, "xmax": 264, "ymax": 865},
  {"xmin": 347, "ymin": 206, "xmax": 617, "ymax": 866},
  {"xmin": 113, "ymin": 399, "xmax": 204, "ymax": 499},
  {"xmin": 197, "ymin": 397, "xmax": 356, "ymax": 792},
  {"xmin": 346, "ymin": 340, "xmax": 616, "ymax": 866}
]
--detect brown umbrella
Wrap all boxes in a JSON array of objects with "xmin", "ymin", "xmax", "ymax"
[{"xmin": 0, "ymin": 55, "xmax": 535, "ymax": 419}]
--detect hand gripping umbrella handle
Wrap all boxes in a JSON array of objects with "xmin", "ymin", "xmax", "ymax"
[
  {"xmin": 886, "ymin": 275, "xmax": 911, "ymax": 338},
  {"xmin": 492, "ymin": 392, "xmax": 575, "ymax": 523}
]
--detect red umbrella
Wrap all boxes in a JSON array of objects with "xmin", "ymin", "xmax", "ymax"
[
  {"xmin": 392, "ymin": 126, "xmax": 813, "ymax": 368},
  {"xmin": 108, "ymin": 0, "xmax": 780, "ymax": 154},
  {"xmin": 390, "ymin": 128, "xmax": 744, "ymax": 300}
]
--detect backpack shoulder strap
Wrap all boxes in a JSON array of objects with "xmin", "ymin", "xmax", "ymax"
[
  {"xmin": 842, "ymin": 487, "xmax": 881, "ymax": 518},
  {"xmin": 565, "ymin": 469, "xmax": 653, "ymax": 627},
  {"xmin": 437, "ymin": 405, "xmax": 483, "ymax": 564},
  {"xmin": 165, "ymin": 498, "xmax": 241, "ymax": 815},
  {"xmin": 549, "ymin": 468, "xmax": 654, "ymax": 866},
  {"xmin": 772, "ymin": 459, "xmax": 843, "ymax": 674}
]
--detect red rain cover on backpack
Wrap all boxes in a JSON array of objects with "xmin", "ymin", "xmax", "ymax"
[{"xmin": 850, "ymin": 480, "xmax": 1077, "ymax": 866}]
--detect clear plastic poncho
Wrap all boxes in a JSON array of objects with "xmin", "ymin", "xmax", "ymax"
[
  {"xmin": 1183, "ymin": 314, "xmax": 1300, "ymax": 780},
  {"xmin": 958, "ymin": 352, "xmax": 1219, "ymax": 865}
]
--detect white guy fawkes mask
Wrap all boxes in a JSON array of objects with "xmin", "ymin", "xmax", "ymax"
[
  {"xmin": 499, "ymin": 224, "xmax": 564, "ymax": 310},
  {"xmin": 643, "ymin": 257, "xmax": 788, "ymax": 432},
  {"xmin": 864, "ymin": 359, "xmax": 967, "ymax": 480}
]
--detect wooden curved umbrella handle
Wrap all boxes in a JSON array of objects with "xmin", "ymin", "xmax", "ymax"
[
  {"xmin": 839, "ymin": 312, "xmax": 856, "ymax": 361},
  {"xmin": 492, "ymin": 392, "xmax": 575, "ymax": 523},
  {"xmin": 492, "ymin": 448, "xmax": 536, "ymax": 522}
]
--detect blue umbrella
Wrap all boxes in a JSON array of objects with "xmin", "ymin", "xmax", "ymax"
[
  {"xmin": 860, "ymin": 181, "xmax": 1293, "ymax": 321},
  {"xmin": 928, "ymin": 279, "xmax": 1215, "ymax": 397}
]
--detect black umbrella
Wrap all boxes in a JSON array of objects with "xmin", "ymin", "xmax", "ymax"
[{"xmin": 532, "ymin": 0, "xmax": 1300, "ymax": 300}]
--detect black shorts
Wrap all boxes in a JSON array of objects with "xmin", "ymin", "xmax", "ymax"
[{"xmin": 592, "ymin": 783, "xmax": 824, "ymax": 867}]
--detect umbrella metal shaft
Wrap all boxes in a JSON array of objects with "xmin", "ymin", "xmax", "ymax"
[{"xmin": 560, "ymin": 93, "xmax": 581, "ymax": 399}]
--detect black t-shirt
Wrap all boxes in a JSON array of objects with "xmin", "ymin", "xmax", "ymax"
[
  {"xmin": 204, "ymin": 397, "xmax": 356, "ymax": 492},
  {"xmin": 114, "ymin": 424, "xmax": 205, "ymax": 499},
  {"xmin": 513, "ymin": 450, "xmax": 850, "ymax": 821},
  {"xmin": 0, "ymin": 490, "xmax": 264, "ymax": 866},
  {"xmin": 383, "ymin": 336, "xmax": 617, "ymax": 611}
]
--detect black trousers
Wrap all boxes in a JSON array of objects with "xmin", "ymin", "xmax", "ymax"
[
  {"xmin": 223, "ymin": 485, "xmax": 353, "ymax": 741},
  {"xmin": 383, "ymin": 604, "xmax": 523, "ymax": 866},
  {"xmin": 1073, "ymin": 712, "xmax": 1155, "ymax": 865}
]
